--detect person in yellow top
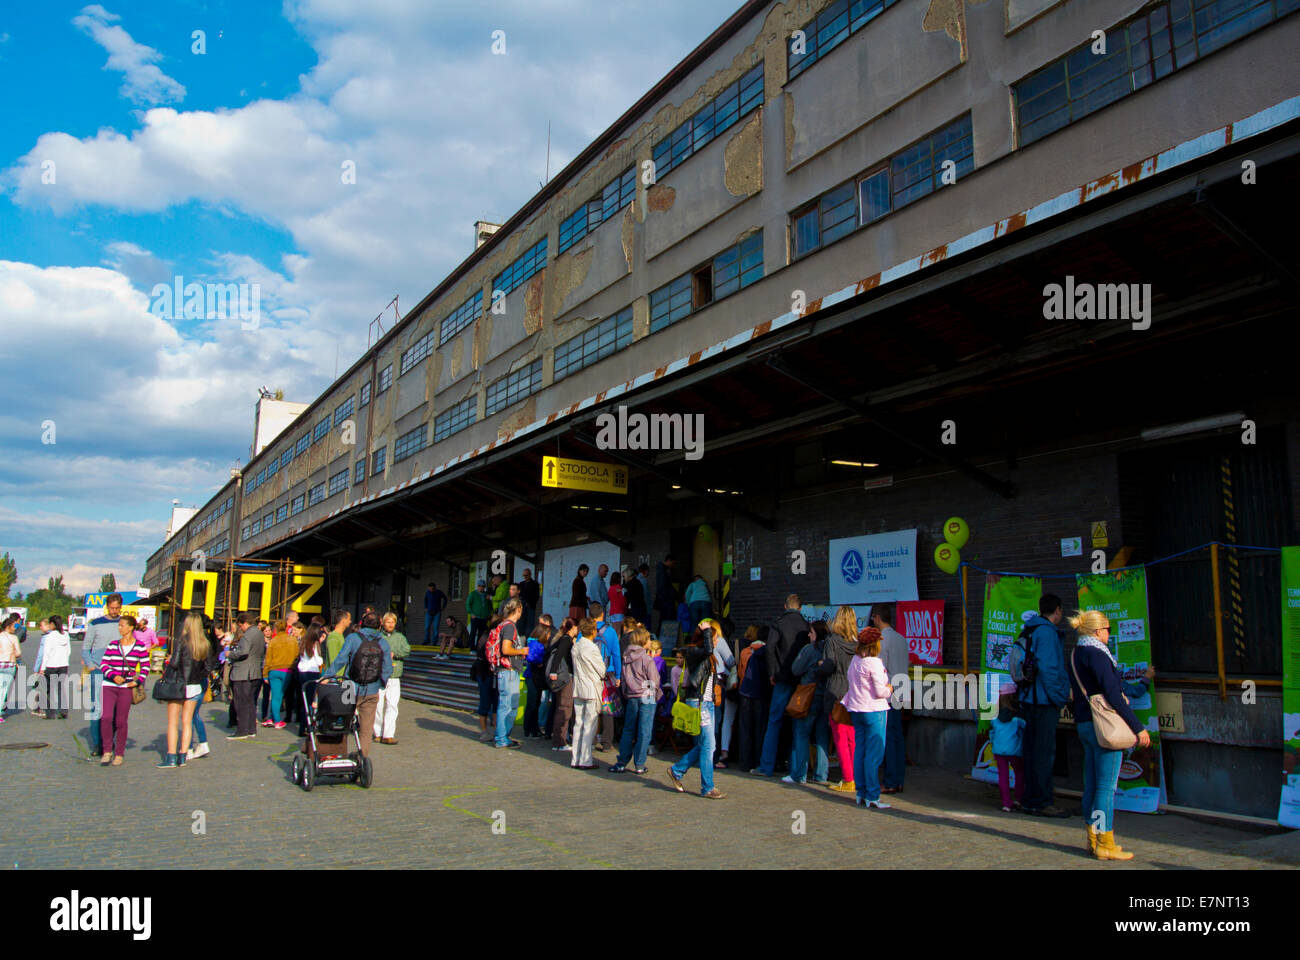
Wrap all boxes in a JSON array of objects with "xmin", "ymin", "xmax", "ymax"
[{"xmin": 262, "ymin": 621, "xmax": 299, "ymax": 729}]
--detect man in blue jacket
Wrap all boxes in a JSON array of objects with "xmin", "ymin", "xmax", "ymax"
[
  {"xmin": 326, "ymin": 611, "xmax": 393, "ymax": 758},
  {"xmin": 589, "ymin": 602, "xmax": 621, "ymax": 752},
  {"xmin": 1019, "ymin": 594, "xmax": 1071, "ymax": 817}
]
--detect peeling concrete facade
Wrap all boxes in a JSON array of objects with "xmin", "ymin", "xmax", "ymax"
[{"xmin": 724, "ymin": 113, "xmax": 763, "ymax": 197}]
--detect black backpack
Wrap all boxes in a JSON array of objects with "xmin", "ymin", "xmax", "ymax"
[
  {"xmin": 543, "ymin": 643, "xmax": 572, "ymax": 694},
  {"xmin": 348, "ymin": 634, "xmax": 384, "ymax": 685},
  {"xmin": 1009, "ymin": 623, "xmax": 1039, "ymax": 700}
]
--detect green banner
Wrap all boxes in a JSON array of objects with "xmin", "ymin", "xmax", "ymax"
[
  {"xmin": 1076, "ymin": 568, "xmax": 1163, "ymax": 813},
  {"xmin": 1280, "ymin": 547, "xmax": 1300, "ymax": 829},
  {"xmin": 972, "ymin": 574, "xmax": 1041, "ymax": 785}
]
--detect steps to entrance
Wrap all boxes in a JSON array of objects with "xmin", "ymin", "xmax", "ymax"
[{"xmin": 400, "ymin": 649, "xmax": 477, "ymax": 712}]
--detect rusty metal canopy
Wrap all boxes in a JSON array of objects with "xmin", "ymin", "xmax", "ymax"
[{"xmin": 255, "ymin": 121, "xmax": 1300, "ymax": 561}]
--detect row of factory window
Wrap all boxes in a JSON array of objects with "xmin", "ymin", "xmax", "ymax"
[
  {"xmin": 233, "ymin": 0, "xmax": 1290, "ymax": 532},
  {"xmin": 391, "ymin": 0, "xmax": 1292, "ymax": 398}
]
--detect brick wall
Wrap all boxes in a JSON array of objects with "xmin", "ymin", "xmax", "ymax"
[{"xmin": 633, "ymin": 445, "xmax": 1122, "ymax": 665}]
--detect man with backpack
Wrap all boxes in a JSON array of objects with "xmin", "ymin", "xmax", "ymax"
[
  {"xmin": 324, "ymin": 610, "xmax": 393, "ymax": 758},
  {"xmin": 1013, "ymin": 594, "xmax": 1072, "ymax": 818},
  {"xmin": 486, "ymin": 599, "xmax": 529, "ymax": 749},
  {"xmin": 755, "ymin": 594, "xmax": 809, "ymax": 776}
]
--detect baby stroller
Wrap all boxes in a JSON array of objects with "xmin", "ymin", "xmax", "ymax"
[{"xmin": 290, "ymin": 679, "xmax": 373, "ymax": 790}]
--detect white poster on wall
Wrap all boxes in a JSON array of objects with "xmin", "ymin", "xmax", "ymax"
[
  {"xmin": 541, "ymin": 541, "xmax": 622, "ymax": 623},
  {"xmin": 828, "ymin": 529, "xmax": 918, "ymax": 605}
]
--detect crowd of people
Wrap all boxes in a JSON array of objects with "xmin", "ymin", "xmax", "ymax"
[{"xmin": 0, "ymin": 568, "xmax": 1152, "ymax": 860}]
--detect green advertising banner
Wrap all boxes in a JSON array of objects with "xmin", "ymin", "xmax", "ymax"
[
  {"xmin": 1076, "ymin": 568, "xmax": 1163, "ymax": 814},
  {"xmin": 1280, "ymin": 546, "xmax": 1300, "ymax": 829},
  {"xmin": 972, "ymin": 574, "xmax": 1041, "ymax": 785}
]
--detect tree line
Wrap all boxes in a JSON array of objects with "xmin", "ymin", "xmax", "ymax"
[{"xmin": 1, "ymin": 554, "xmax": 120, "ymax": 623}]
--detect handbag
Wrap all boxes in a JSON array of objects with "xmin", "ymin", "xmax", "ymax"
[
  {"xmin": 670, "ymin": 679, "xmax": 701, "ymax": 736},
  {"xmin": 786, "ymin": 683, "xmax": 817, "ymax": 719},
  {"xmin": 152, "ymin": 659, "xmax": 187, "ymax": 703},
  {"xmin": 131, "ymin": 683, "xmax": 148, "ymax": 705},
  {"xmin": 831, "ymin": 700, "xmax": 851, "ymax": 726},
  {"xmin": 1069, "ymin": 648, "xmax": 1137, "ymax": 750}
]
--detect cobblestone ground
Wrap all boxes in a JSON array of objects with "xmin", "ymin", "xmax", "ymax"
[{"xmin": 2, "ymin": 645, "xmax": 1296, "ymax": 870}]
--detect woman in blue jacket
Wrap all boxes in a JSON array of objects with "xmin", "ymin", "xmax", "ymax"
[{"xmin": 1067, "ymin": 609, "xmax": 1150, "ymax": 862}]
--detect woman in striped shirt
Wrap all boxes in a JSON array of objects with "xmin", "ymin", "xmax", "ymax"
[{"xmin": 99, "ymin": 614, "xmax": 150, "ymax": 766}]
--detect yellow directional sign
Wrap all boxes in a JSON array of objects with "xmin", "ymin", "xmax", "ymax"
[{"xmin": 542, "ymin": 456, "xmax": 628, "ymax": 494}]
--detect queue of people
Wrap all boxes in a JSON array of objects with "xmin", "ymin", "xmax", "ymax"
[{"xmin": 2, "ymin": 570, "xmax": 1150, "ymax": 860}]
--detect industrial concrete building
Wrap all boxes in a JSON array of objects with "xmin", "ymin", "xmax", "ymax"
[{"xmin": 143, "ymin": 0, "xmax": 1300, "ymax": 818}]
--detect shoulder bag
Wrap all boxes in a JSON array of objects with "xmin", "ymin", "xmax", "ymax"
[
  {"xmin": 785, "ymin": 683, "xmax": 817, "ymax": 719},
  {"xmin": 152, "ymin": 652, "xmax": 187, "ymax": 703},
  {"xmin": 1069, "ymin": 647, "xmax": 1136, "ymax": 750},
  {"xmin": 670, "ymin": 676, "xmax": 701, "ymax": 736}
]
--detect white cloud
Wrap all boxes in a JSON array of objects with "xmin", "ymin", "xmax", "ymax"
[
  {"xmin": 1, "ymin": 0, "xmax": 742, "ymax": 591},
  {"xmin": 73, "ymin": 5, "xmax": 186, "ymax": 106},
  {"xmin": 8, "ymin": 1, "xmax": 740, "ymax": 337}
]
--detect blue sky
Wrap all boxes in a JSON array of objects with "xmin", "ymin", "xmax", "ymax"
[{"xmin": 0, "ymin": 0, "xmax": 743, "ymax": 596}]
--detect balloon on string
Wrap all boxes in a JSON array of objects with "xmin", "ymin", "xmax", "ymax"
[
  {"xmin": 942, "ymin": 516, "xmax": 970, "ymax": 549},
  {"xmin": 934, "ymin": 543, "xmax": 961, "ymax": 575}
]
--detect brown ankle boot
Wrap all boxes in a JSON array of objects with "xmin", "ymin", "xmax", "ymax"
[
  {"xmin": 1094, "ymin": 830, "xmax": 1134, "ymax": 861},
  {"xmin": 1086, "ymin": 825, "xmax": 1098, "ymax": 855}
]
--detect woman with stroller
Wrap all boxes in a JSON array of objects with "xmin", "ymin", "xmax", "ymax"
[
  {"xmin": 295, "ymin": 622, "xmax": 327, "ymax": 737},
  {"xmin": 157, "ymin": 612, "xmax": 217, "ymax": 768}
]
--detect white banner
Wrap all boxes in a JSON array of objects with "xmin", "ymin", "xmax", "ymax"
[
  {"xmin": 828, "ymin": 530, "xmax": 918, "ymax": 605},
  {"xmin": 541, "ymin": 542, "xmax": 621, "ymax": 624}
]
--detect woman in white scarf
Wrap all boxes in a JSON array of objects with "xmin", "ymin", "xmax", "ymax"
[{"xmin": 1068, "ymin": 609, "xmax": 1150, "ymax": 862}]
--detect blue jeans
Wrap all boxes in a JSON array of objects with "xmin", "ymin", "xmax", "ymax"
[
  {"xmin": 671, "ymin": 700, "xmax": 716, "ymax": 795},
  {"xmin": 86, "ymin": 670, "xmax": 104, "ymax": 753},
  {"xmin": 538, "ymin": 688, "xmax": 552, "ymax": 729},
  {"xmin": 851, "ymin": 710, "xmax": 888, "ymax": 802},
  {"xmin": 494, "ymin": 668, "xmax": 520, "ymax": 746},
  {"xmin": 425, "ymin": 612, "xmax": 440, "ymax": 645},
  {"xmin": 757, "ymin": 682, "xmax": 795, "ymax": 774},
  {"xmin": 267, "ymin": 669, "xmax": 289, "ymax": 723},
  {"xmin": 883, "ymin": 708, "xmax": 905, "ymax": 788},
  {"xmin": 791, "ymin": 690, "xmax": 830, "ymax": 782},
  {"xmin": 1078, "ymin": 720, "xmax": 1123, "ymax": 832},
  {"xmin": 616, "ymin": 696, "xmax": 656, "ymax": 768},
  {"xmin": 189, "ymin": 678, "xmax": 208, "ymax": 744}
]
